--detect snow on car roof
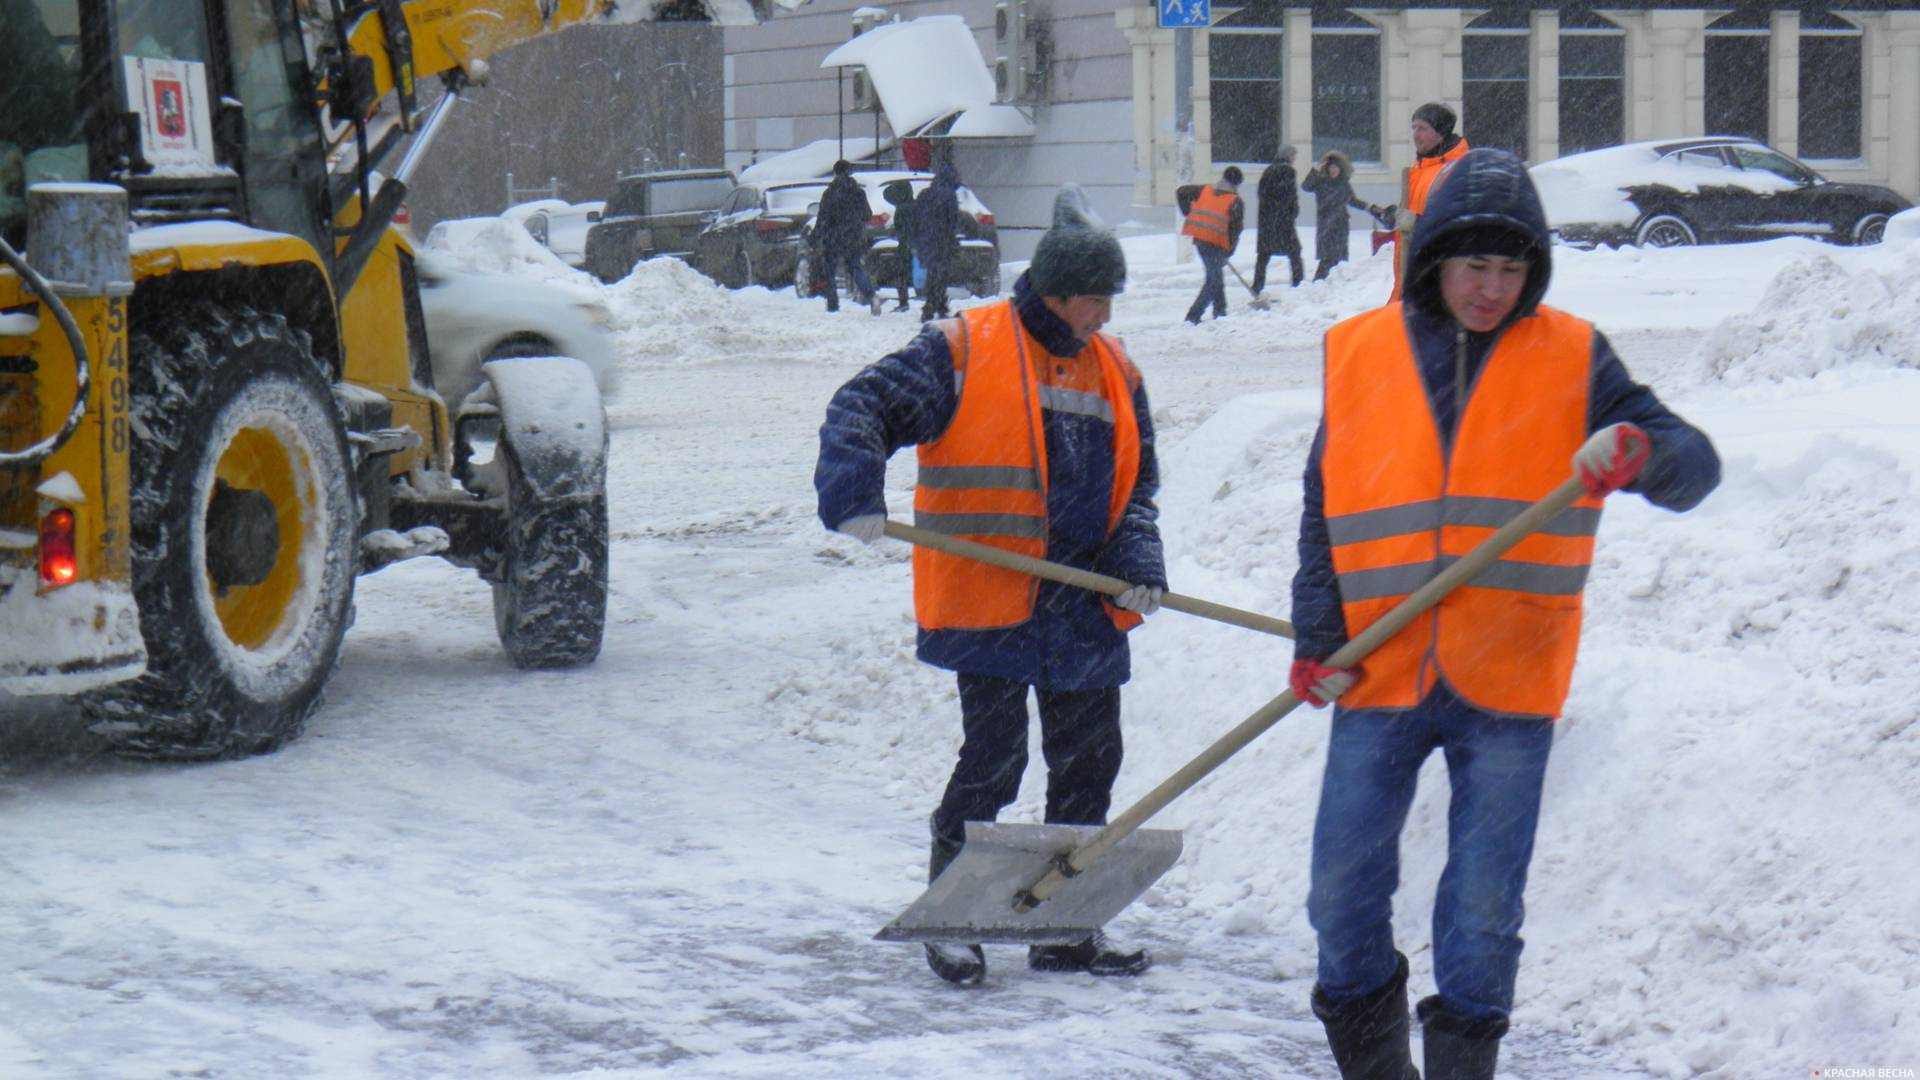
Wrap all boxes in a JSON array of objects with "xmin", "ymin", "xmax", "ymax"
[{"xmin": 1530, "ymin": 138, "xmax": 1800, "ymax": 227}]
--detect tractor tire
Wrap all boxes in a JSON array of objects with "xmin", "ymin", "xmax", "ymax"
[
  {"xmin": 87, "ymin": 303, "xmax": 358, "ymax": 759},
  {"xmin": 492, "ymin": 442, "xmax": 608, "ymax": 669}
]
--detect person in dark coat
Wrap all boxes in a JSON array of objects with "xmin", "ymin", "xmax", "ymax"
[
  {"xmin": 880, "ymin": 178, "xmax": 917, "ymax": 312},
  {"xmin": 1252, "ymin": 146, "xmax": 1303, "ymax": 294},
  {"xmin": 1289, "ymin": 148, "xmax": 1721, "ymax": 1080},
  {"xmin": 816, "ymin": 185, "xmax": 1165, "ymax": 987},
  {"xmin": 1176, "ymin": 166, "xmax": 1246, "ymax": 324},
  {"xmin": 1300, "ymin": 150, "xmax": 1371, "ymax": 281},
  {"xmin": 813, "ymin": 160, "xmax": 878, "ymax": 312},
  {"xmin": 910, "ymin": 163, "xmax": 963, "ymax": 321}
]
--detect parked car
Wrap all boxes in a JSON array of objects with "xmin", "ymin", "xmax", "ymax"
[
  {"xmin": 793, "ymin": 171, "xmax": 1002, "ymax": 301},
  {"xmin": 688, "ymin": 179, "xmax": 833, "ymax": 288},
  {"xmin": 508, "ymin": 199, "xmax": 605, "ymax": 268},
  {"xmin": 415, "ymin": 252, "xmax": 617, "ymax": 409},
  {"xmin": 582, "ymin": 168, "xmax": 736, "ymax": 283},
  {"xmin": 1531, "ymin": 137, "xmax": 1912, "ymax": 249}
]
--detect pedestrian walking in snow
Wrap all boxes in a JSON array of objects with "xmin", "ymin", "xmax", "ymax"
[
  {"xmin": 1252, "ymin": 147, "xmax": 1303, "ymax": 294},
  {"xmin": 1300, "ymin": 150, "xmax": 1370, "ymax": 282},
  {"xmin": 1290, "ymin": 148, "xmax": 1721, "ymax": 1080},
  {"xmin": 815, "ymin": 184, "xmax": 1166, "ymax": 987},
  {"xmin": 813, "ymin": 160, "xmax": 878, "ymax": 313},
  {"xmin": 1177, "ymin": 166, "xmax": 1245, "ymax": 323},
  {"xmin": 881, "ymin": 178, "xmax": 917, "ymax": 312},
  {"xmin": 911, "ymin": 163, "xmax": 964, "ymax": 321}
]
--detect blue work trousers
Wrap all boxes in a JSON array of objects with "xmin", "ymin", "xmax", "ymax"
[
  {"xmin": 1307, "ymin": 681, "xmax": 1555, "ymax": 1022},
  {"xmin": 930, "ymin": 673, "xmax": 1123, "ymax": 852},
  {"xmin": 1185, "ymin": 242, "xmax": 1229, "ymax": 322},
  {"xmin": 821, "ymin": 244, "xmax": 876, "ymax": 309}
]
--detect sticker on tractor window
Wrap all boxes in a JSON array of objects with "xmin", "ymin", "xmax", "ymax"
[{"xmin": 123, "ymin": 56, "xmax": 217, "ymax": 171}]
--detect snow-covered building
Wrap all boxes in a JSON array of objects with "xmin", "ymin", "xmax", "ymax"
[{"xmin": 723, "ymin": 1, "xmax": 1920, "ymax": 259}]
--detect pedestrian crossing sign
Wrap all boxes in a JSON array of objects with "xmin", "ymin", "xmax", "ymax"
[{"xmin": 1158, "ymin": 0, "xmax": 1208, "ymax": 28}]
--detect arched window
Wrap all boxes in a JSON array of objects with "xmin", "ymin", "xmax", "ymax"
[
  {"xmin": 1799, "ymin": 11, "xmax": 1862, "ymax": 159},
  {"xmin": 1312, "ymin": 8, "xmax": 1379, "ymax": 163},
  {"xmin": 1705, "ymin": 8, "xmax": 1769, "ymax": 143},
  {"xmin": 1462, "ymin": 10, "xmax": 1528, "ymax": 156},
  {"xmin": 1208, "ymin": 3, "xmax": 1284, "ymax": 164},
  {"xmin": 1559, "ymin": 8, "xmax": 1624, "ymax": 155}
]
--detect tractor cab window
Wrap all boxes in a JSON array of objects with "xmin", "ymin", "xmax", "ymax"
[
  {"xmin": 119, "ymin": 0, "xmax": 211, "ymax": 62},
  {"xmin": 1, "ymin": 0, "xmax": 86, "ymax": 244}
]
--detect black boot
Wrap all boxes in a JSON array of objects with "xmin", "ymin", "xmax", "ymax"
[
  {"xmin": 923, "ymin": 838, "xmax": 986, "ymax": 985},
  {"xmin": 1027, "ymin": 930, "xmax": 1150, "ymax": 976},
  {"xmin": 1311, "ymin": 952, "xmax": 1421, "ymax": 1080},
  {"xmin": 1417, "ymin": 996, "xmax": 1505, "ymax": 1080}
]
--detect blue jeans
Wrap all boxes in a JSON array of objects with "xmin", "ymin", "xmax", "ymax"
[
  {"xmin": 1307, "ymin": 681, "xmax": 1554, "ymax": 1021},
  {"xmin": 821, "ymin": 244, "xmax": 876, "ymax": 309},
  {"xmin": 1185, "ymin": 243, "xmax": 1228, "ymax": 322}
]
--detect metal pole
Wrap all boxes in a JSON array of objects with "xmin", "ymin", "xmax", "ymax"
[
  {"xmin": 1174, "ymin": 28, "xmax": 1195, "ymax": 264},
  {"xmin": 838, "ymin": 69, "xmax": 845, "ymax": 160}
]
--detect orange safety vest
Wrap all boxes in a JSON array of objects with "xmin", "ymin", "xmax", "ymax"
[
  {"xmin": 914, "ymin": 301, "xmax": 1143, "ymax": 633},
  {"xmin": 1181, "ymin": 186, "xmax": 1238, "ymax": 251},
  {"xmin": 1321, "ymin": 302, "xmax": 1602, "ymax": 718},
  {"xmin": 1390, "ymin": 138, "xmax": 1471, "ymax": 300}
]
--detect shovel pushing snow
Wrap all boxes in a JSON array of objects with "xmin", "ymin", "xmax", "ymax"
[{"xmin": 874, "ymin": 476, "xmax": 1592, "ymax": 945}]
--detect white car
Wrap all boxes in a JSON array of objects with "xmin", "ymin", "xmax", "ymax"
[
  {"xmin": 504, "ymin": 199, "xmax": 605, "ymax": 268},
  {"xmin": 415, "ymin": 252, "xmax": 617, "ymax": 409}
]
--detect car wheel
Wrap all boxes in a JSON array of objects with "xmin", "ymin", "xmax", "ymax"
[
  {"xmin": 486, "ymin": 334, "xmax": 558, "ymax": 362},
  {"xmin": 1635, "ymin": 213, "xmax": 1697, "ymax": 248},
  {"xmin": 973, "ymin": 263, "xmax": 1003, "ymax": 298},
  {"xmin": 87, "ymin": 303, "xmax": 357, "ymax": 759},
  {"xmin": 793, "ymin": 251, "xmax": 814, "ymax": 298},
  {"xmin": 1850, "ymin": 212, "xmax": 1890, "ymax": 246},
  {"xmin": 735, "ymin": 247, "xmax": 755, "ymax": 288}
]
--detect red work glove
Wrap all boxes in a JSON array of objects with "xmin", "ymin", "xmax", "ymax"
[
  {"xmin": 1290, "ymin": 658, "xmax": 1359, "ymax": 708},
  {"xmin": 1572, "ymin": 422, "xmax": 1651, "ymax": 498}
]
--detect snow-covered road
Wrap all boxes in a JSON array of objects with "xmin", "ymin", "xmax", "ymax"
[{"xmin": 5, "ymin": 224, "xmax": 1916, "ymax": 1078}]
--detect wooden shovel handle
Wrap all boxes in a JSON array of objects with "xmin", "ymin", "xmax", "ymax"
[
  {"xmin": 882, "ymin": 520, "xmax": 1294, "ymax": 640},
  {"xmin": 1016, "ymin": 475, "xmax": 1591, "ymax": 910}
]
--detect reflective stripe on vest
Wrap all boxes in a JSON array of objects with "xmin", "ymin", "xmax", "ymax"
[
  {"xmin": 1321, "ymin": 302, "xmax": 1600, "ymax": 718},
  {"xmin": 1181, "ymin": 186, "xmax": 1237, "ymax": 250},
  {"xmin": 914, "ymin": 300, "xmax": 1143, "ymax": 631}
]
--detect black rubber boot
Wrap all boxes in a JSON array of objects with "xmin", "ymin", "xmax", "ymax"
[
  {"xmin": 1417, "ymin": 996, "xmax": 1506, "ymax": 1080},
  {"xmin": 923, "ymin": 838, "xmax": 986, "ymax": 985},
  {"xmin": 1311, "ymin": 952, "xmax": 1421, "ymax": 1080},
  {"xmin": 1027, "ymin": 930, "xmax": 1151, "ymax": 976}
]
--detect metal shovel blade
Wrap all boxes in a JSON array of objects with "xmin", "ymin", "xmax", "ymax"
[{"xmin": 874, "ymin": 821, "xmax": 1183, "ymax": 945}]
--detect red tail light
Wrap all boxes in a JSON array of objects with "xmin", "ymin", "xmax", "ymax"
[
  {"xmin": 976, "ymin": 213, "xmax": 994, "ymax": 226},
  {"xmin": 867, "ymin": 213, "xmax": 888, "ymax": 226},
  {"xmin": 39, "ymin": 508, "xmax": 77, "ymax": 587},
  {"xmin": 756, "ymin": 217, "xmax": 793, "ymax": 233}
]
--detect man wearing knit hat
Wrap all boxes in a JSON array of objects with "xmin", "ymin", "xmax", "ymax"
[
  {"xmin": 815, "ymin": 184, "xmax": 1165, "ymax": 988},
  {"xmin": 1177, "ymin": 166, "xmax": 1246, "ymax": 324},
  {"xmin": 1376, "ymin": 102, "xmax": 1471, "ymax": 301}
]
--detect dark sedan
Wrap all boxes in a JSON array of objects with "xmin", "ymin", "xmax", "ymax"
[
  {"xmin": 688, "ymin": 180, "xmax": 831, "ymax": 289},
  {"xmin": 1531, "ymin": 138, "xmax": 1912, "ymax": 248}
]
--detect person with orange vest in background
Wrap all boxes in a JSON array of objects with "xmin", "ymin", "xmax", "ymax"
[
  {"xmin": 1290, "ymin": 149, "xmax": 1720, "ymax": 1080},
  {"xmin": 815, "ymin": 185, "xmax": 1166, "ymax": 988},
  {"xmin": 1177, "ymin": 166, "xmax": 1246, "ymax": 323},
  {"xmin": 1373, "ymin": 102, "xmax": 1473, "ymax": 302}
]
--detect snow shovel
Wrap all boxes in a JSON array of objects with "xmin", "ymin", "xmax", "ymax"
[
  {"xmin": 1227, "ymin": 263, "xmax": 1274, "ymax": 311},
  {"xmin": 880, "ymin": 520, "xmax": 1295, "ymax": 641},
  {"xmin": 875, "ymin": 475, "xmax": 1591, "ymax": 945}
]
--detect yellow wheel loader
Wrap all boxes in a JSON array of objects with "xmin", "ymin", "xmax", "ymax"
[{"xmin": 0, "ymin": 0, "xmax": 732, "ymax": 757}]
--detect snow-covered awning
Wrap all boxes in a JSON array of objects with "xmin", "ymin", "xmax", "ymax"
[{"xmin": 820, "ymin": 16, "xmax": 1030, "ymax": 139}]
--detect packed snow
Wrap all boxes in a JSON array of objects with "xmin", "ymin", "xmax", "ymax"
[{"xmin": 1, "ymin": 219, "xmax": 1915, "ymax": 1079}]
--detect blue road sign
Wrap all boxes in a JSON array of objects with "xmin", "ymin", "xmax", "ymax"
[{"xmin": 1158, "ymin": 0, "xmax": 1208, "ymax": 29}]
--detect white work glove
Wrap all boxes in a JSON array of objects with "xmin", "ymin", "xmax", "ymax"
[
  {"xmin": 1394, "ymin": 207, "xmax": 1417, "ymax": 232},
  {"xmin": 1571, "ymin": 422, "xmax": 1651, "ymax": 498},
  {"xmin": 1114, "ymin": 584, "xmax": 1164, "ymax": 616},
  {"xmin": 834, "ymin": 514, "xmax": 886, "ymax": 544}
]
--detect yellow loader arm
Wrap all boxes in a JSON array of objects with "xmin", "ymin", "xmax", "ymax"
[{"xmin": 339, "ymin": 0, "xmax": 616, "ymax": 115}]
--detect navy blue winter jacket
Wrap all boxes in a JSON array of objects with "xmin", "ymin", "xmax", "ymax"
[
  {"xmin": 910, "ymin": 165, "xmax": 963, "ymax": 273},
  {"xmin": 1291, "ymin": 149, "xmax": 1722, "ymax": 662},
  {"xmin": 816, "ymin": 271, "xmax": 1166, "ymax": 689}
]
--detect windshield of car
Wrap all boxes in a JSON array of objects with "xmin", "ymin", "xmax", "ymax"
[
  {"xmin": 650, "ymin": 176, "xmax": 735, "ymax": 215},
  {"xmin": 1731, "ymin": 147, "xmax": 1818, "ymax": 185},
  {"xmin": 766, "ymin": 184, "xmax": 829, "ymax": 212},
  {"xmin": 2, "ymin": 0, "xmax": 87, "ymax": 244}
]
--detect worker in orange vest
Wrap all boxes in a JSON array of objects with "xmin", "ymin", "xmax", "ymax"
[
  {"xmin": 1177, "ymin": 166, "xmax": 1246, "ymax": 323},
  {"xmin": 1376, "ymin": 102, "xmax": 1472, "ymax": 301},
  {"xmin": 1290, "ymin": 149, "xmax": 1721, "ymax": 1080},
  {"xmin": 815, "ymin": 184, "xmax": 1167, "ymax": 987}
]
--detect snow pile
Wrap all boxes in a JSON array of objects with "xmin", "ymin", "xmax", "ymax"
[{"xmin": 1700, "ymin": 251, "xmax": 1920, "ymax": 384}]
